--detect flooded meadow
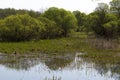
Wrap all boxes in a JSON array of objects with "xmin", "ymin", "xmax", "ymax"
[{"xmin": 0, "ymin": 53, "xmax": 119, "ymax": 80}]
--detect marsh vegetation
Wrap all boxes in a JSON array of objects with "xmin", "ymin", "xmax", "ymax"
[{"xmin": 0, "ymin": 0, "xmax": 120, "ymax": 80}]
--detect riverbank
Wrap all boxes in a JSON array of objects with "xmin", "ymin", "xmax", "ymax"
[
  {"xmin": 0, "ymin": 32, "xmax": 120, "ymax": 64},
  {"xmin": 0, "ymin": 32, "xmax": 120, "ymax": 72},
  {"xmin": 0, "ymin": 32, "xmax": 88, "ymax": 54}
]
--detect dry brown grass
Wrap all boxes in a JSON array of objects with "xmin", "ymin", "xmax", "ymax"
[{"xmin": 89, "ymin": 38, "xmax": 118, "ymax": 49}]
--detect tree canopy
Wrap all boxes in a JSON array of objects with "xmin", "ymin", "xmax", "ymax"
[
  {"xmin": 0, "ymin": 14, "xmax": 43, "ymax": 41},
  {"xmin": 0, "ymin": 0, "xmax": 120, "ymax": 41},
  {"xmin": 110, "ymin": 0, "xmax": 120, "ymax": 17},
  {"xmin": 43, "ymin": 7, "xmax": 78, "ymax": 36}
]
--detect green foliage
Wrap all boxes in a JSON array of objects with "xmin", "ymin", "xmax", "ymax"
[
  {"xmin": 0, "ymin": 8, "xmax": 16, "ymax": 19},
  {"xmin": 84, "ymin": 14, "xmax": 97, "ymax": 33},
  {"xmin": 95, "ymin": 3, "xmax": 109, "ymax": 12},
  {"xmin": 73, "ymin": 11, "xmax": 87, "ymax": 32},
  {"xmin": 43, "ymin": 7, "xmax": 78, "ymax": 36},
  {"xmin": 0, "ymin": 5, "xmax": 120, "ymax": 41},
  {"xmin": 87, "ymin": 3, "xmax": 119, "ymax": 39},
  {"xmin": 116, "ymin": 20, "xmax": 120, "ymax": 35},
  {"xmin": 0, "ymin": 8, "xmax": 41, "ymax": 19},
  {"xmin": 0, "ymin": 7, "xmax": 78, "ymax": 41},
  {"xmin": 103, "ymin": 21, "xmax": 118, "ymax": 39},
  {"xmin": 0, "ymin": 14, "xmax": 43, "ymax": 41},
  {"xmin": 110, "ymin": 0, "xmax": 120, "ymax": 17},
  {"xmin": 0, "ymin": 33, "xmax": 89, "ymax": 54},
  {"xmin": 38, "ymin": 17, "xmax": 63, "ymax": 39}
]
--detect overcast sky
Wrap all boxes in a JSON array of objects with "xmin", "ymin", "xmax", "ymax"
[{"xmin": 0, "ymin": 0, "xmax": 111, "ymax": 13}]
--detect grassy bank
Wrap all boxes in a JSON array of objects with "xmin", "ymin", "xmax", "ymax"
[
  {"xmin": 0, "ymin": 32, "xmax": 120, "ymax": 63},
  {"xmin": 0, "ymin": 32, "xmax": 120, "ymax": 68},
  {"xmin": 0, "ymin": 32, "xmax": 89, "ymax": 54}
]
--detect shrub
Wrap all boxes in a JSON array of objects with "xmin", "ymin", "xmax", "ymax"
[{"xmin": 0, "ymin": 14, "xmax": 43, "ymax": 41}]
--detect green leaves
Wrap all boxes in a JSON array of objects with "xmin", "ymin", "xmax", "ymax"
[
  {"xmin": 103, "ymin": 21, "xmax": 118, "ymax": 38},
  {"xmin": 38, "ymin": 17, "xmax": 62, "ymax": 39},
  {"xmin": 43, "ymin": 7, "xmax": 77, "ymax": 36},
  {"xmin": 0, "ymin": 14, "xmax": 43, "ymax": 41},
  {"xmin": 0, "ymin": 7, "xmax": 77, "ymax": 41},
  {"xmin": 73, "ymin": 11, "xmax": 87, "ymax": 32},
  {"xmin": 110, "ymin": 0, "xmax": 120, "ymax": 17}
]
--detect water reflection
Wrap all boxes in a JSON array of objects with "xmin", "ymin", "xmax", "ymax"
[
  {"xmin": 0, "ymin": 53, "xmax": 119, "ymax": 80},
  {"xmin": 94, "ymin": 64, "xmax": 120, "ymax": 80}
]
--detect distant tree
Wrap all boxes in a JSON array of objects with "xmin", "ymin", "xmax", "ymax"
[
  {"xmin": 0, "ymin": 8, "xmax": 16, "ymax": 19},
  {"xmin": 43, "ymin": 7, "xmax": 78, "ymax": 36},
  {"xmin": 16, "ymin": 9, "xmax": 27, "ymax": 15},
  {"xmin": 89, "ymin": 3, "xmax": 119, "ymax": 39},
  {"xmin": 0, "ymin": 8, "xmax": 41, "ymax": 19},
  {"xmin": 95, "ymin": 3, "xmax": 109, "ymax": 12},
  {"xmin": 110, "ymin": 0, "xmax": 120, "ymax": 17},
  {"xmin": 85, "ymin": 13, "xmax": 98, "ymax": 34},
  {"xmin": 92, "ymin": 3, "xmax": 109, "ymax": 37},
  {"xmin": 27, "ymin": 10, "xmax": 41, "ymax": 18},
  {"xmin": 73, "ymin": 10, "xmax": 87, "ymax": 32}
]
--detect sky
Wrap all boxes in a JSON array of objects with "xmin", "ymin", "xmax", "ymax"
[{"xmin": 0, "ymin": 0, "xmax": 111, "ymax": 14}]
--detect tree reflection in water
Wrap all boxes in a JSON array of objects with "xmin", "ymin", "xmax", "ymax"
[{"xmin": 0, "ymin": 53, "xmax": 119, "ymax": 80}]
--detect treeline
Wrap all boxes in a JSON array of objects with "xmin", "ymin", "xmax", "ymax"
[
  {"xmin": 73, "ymin": 0, "xmax": 120, "ymax": 40},
  {"xmin": 0, "ymin": 8, "xmax": 77, "ymax": 41},
  {"xmin": 0, "ymin": 0, "xmax": 120, "ymax": 41},
  {"xmin": 0, "ymin": 8, "xmax": 41, "ymax": 19}
]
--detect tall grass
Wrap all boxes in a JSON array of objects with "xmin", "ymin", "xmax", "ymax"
[
  {"xmin": 89, "ymin": 38, "xmax": 118, "ymax": 49},
  {"xmin": 0, "ymin": 37, "xmax": 88, "ymax": 54},
  {"xmin": 0, "ymin": 32, "xmax": 120, "ymax": 66},
  {"xmin": 0, "ymin": 32, "xmax": 120, "ymax": 57}
]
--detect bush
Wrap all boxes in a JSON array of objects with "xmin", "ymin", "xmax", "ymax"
[
  {"xmin": 0, "ymin": 14, "xmax": 43, "ymax": 41},
  {"xmin": 103, "ymin": 21, "xmax": 118, "ymax": 39},
  {"xmin": 38, "ymin": 17, "xmax": 63, "ymax": 39}
]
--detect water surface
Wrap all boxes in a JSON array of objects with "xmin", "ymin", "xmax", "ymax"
[{"xmin": 0, "ymin": 53, "xmax": 119, "ymax": 80}]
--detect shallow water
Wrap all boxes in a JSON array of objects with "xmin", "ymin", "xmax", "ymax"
[{"xmin": 0, "ymin": 53, "xmax": 119, "ymax": 80}]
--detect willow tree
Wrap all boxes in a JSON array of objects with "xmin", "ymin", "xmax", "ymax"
[
  {"xmin": 0, "ymin": 14, "xmax": 43, "ymax": 41},
  {"xmin": 43, "ymin": 7, "xmax": 78, "ymax": 37}
]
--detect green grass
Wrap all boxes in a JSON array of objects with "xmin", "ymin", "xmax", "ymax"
[
  {"xmin": 0, "ymin": 32, "xmax": 120, "ymax": 65},
  {"xmin": 0, "ymin": 31, "xmax": 120, "ymax": 74},
  {"xmin": 0, "ymin": 34, "xmax": 88, "ymax": 54}
]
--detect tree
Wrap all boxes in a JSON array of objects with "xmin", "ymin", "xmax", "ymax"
[
  {"xmin": 43, "ymin": 7, "xmax": 78, "ymax": 36},
  {"xmin": 95, "ymin": 3, "xmax": 109, "ymax": 12},
  {"xmin": 110, "ymin": 0, "xmax": 120, "ymax": 17},
  {"xmin": 27, "ymin": 10, "xmax": 41, "ymax": 18},
  {"xmin": 92, "ymin": 3, "xmax": 109, "ymax": 37},
  {"xmin": 73, "ymin": 11, "xmax": 87, "ymax": 32},
  {"xmin": 0, "ymin": 8, "xmax": 41, "ymax": 19},
  {"xmin": 103, "ymin": 21, "xmax": 118, "ymax": 39},
  {"xmin": 0, "ymin": 14, "xmax": 43, "ymax": 41},
  {"xmin": 85, "ymin": 13, "xmax": 98, "ymax": 34},
  {"xmin": 38, "ymin": 17, "xmax": 63, "ymax": 39},
  {"xmin": 89, "ymin": 3, "xmax": 119, "ymax": 40},
  {"xmin": 0, "ymin": 8, "xmax": 16, "ymax": 19}
]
